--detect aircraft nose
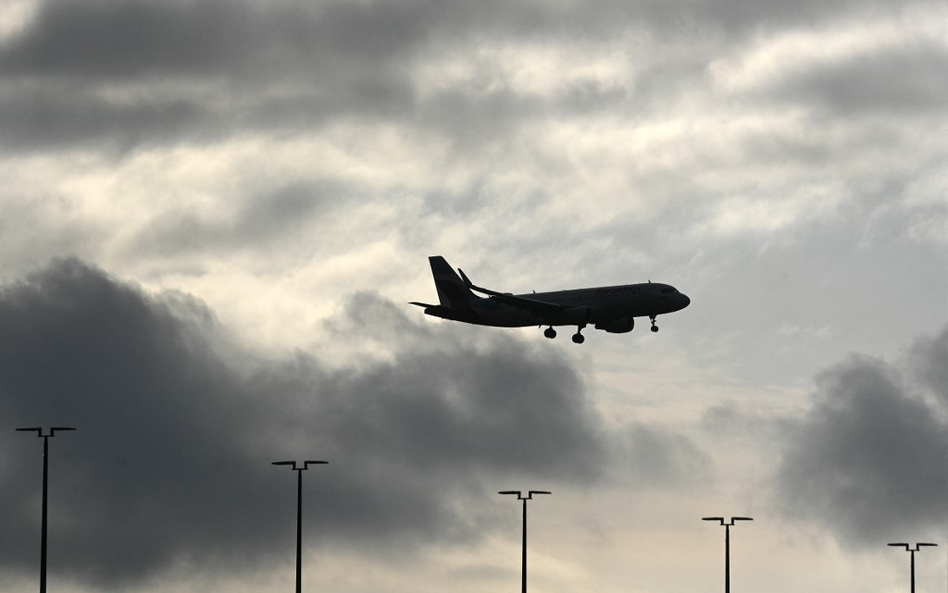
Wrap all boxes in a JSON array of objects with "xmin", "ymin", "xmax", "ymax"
[{"xmin": 679, "ymin": 293, "xmax": 691, "ymax": 309}]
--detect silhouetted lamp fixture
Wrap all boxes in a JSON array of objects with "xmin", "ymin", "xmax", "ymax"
[
  {"xmin": 273, "ymin": 460, "xmax": 328, "ymax": 593},
  {"xmin": 702, "ymin": 516, "xmax": 753, "ymax": 593},
  {"xmin": 888, "ymin": 542, "xmax": 938, "ymax": 593},
  {"xmin": 499, "ymin": 490, "xmax": 551, "ymax": 593},
  {"xmin": 16, "ymin": 426, "xmax": 76, "ymax": 593}
]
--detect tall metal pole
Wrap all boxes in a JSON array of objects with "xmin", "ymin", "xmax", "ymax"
[
  {"xmin": 296, "ymin": 468, "xmax": 303, "ymax": 593},
  {"xmin": 273, "ymin": 460, "xmax": 328, "ymax": 593},
  {"xmin": 41, "ymin": 435, "xmax": 48, "ymax": 593},
  {"xmin": 703, "ymin": 516, "xmax": 753, "ymax": 593},
  {"xmin": 16, "ymin": 427, "xmax": 76, "ymax": 593},
  {"xmin": 725, "ymin": 522, "xmax": 730, "ymax": 593},
  {"xmin": 911, "ymin": 548, "xmax": 915, "ymax": 593},
  {"xmin": 500, "ymin": 490, "xmax": 550, "ymax": 593},
  {"xmin": 889, "ymin": 543, "xmax": 938, "ymax": 593},
  {"xmin": 521, "ymin": 497, "xmax": 527, "ymax": 593}
]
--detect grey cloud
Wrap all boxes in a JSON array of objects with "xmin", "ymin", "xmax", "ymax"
[
  {"xmin": 613, "ymin": 424, "xmax": 712, "ymax": 487},
  {"xmin": 0, "ymin": 198, "xmax": 102, "ymax": 273},
  {"xmin": 418, "ymin": 89, "xmax": 544, "ymax": 148},
  {"xmin": 0, "ymin": 0, "xmax": 263, "ymax": 79},
  {"xmin": 0, "ymin": 78, "xmax": 415, "ymax": 153},
  {"xmin": 0, "ymin": 0, "xmax": 426, "ymax": 150},
  {"xmin": 909, "ymin": 328, "xmax": 948, "ymax": 405},
  {"xmin": 0, "ymin": 0, "xmax": 920, "ymax": 153},
  {"xmin": 0, "ymin": 259, "xmax": 606, "ymax": 589},
  {"xmin": 1, "ymin": 0, "xmax": 894, "ymax": 83},
  {"xmin": 0, "ymin": 84, "xmax": 209, "ymax": 152},
  {"xmin": 761, "ymin": 41, "xmax": 948, "ymax": 115},
  {"xmin": 775, "ymin": 329, "xmax": 948, "ymax": 548},
  {"xmin": 128, "ymin": 182, "xmax": 345, "ymax": 258},
  {"xmin": 701, "ymin": 401, "xmax": 790, "ymax": 442},
  {"xmin": 0, "ymin": 0, "xmax": 435, "ymax": 81}
]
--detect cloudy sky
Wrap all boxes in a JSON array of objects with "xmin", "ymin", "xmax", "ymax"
[{"xmin": 0, "ymin": 0, "xmax": 945, "ymax": 592}]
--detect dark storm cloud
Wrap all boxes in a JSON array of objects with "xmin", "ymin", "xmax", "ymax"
[
  {"xmin": 0, "ymin": 259, "xmax": 607, "ymax": 589},
  {"xmin": 775, "ymin": 328, "xmax": 948, "ymax": 548}
]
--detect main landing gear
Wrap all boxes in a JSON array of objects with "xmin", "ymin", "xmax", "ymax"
[
  {"xmin": 541, "ymin": 325, "xmax": 585, "ymax": 344},
  {"xmin": 650, "ymin": 316, "xmax": 659, "ymax": 333}
]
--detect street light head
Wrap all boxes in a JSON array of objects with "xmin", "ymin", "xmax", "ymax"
[
  {"xmin": 888, "ymin": 543, "xmax": 910, "ymax": 549},
  {"xmin": 272, "ymin": 461, "xmax": 296, "ymax": 467},
  {"xmin": 528, "ymin": 490, "xmax": 552, "ymax": 497},
  {"xmin": 16, "ymin": 427, "xmax": 76, "ymax": 438},
  {"xmin": 498, "ymin": 490, "xmax": 521, "ymax": 496},
  {"xmin": 303, "ymin": 460, "xmax": 329, "ymax": 468},
  {"xmin": 702, "ymin": 517, "xmax": 725, "ymax": 522},
  {"xmin": 917, "ymin": 543, "xmax": 938, "ymax": 548},
  {"xmin": 732, "ymin": 517, "xmax": 754, "ymax": 522}
]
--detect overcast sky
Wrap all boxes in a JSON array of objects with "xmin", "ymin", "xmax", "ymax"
[{"xmin": 0, "ymin": 1, "xmax": 945, "ymax": 592}]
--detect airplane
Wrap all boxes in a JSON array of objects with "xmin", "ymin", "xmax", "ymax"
[{"xmin": 410, "ymin": 256, "xmax": 691, "ymax": 344}]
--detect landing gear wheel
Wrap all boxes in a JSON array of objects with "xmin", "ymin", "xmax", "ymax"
[
  {"xmin": 544, "ymin": 327, "xmax": 557, "ymax": 339},
  {"xmin": 650, "ymin": 316, "xmax": 659, "ymax": 333},
  {"xmin": 572, "ymin": 333, "xmax": 585, "ymax": 344}
]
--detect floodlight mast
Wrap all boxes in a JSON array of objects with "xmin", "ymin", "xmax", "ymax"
[
  {"xmin": 16, "ymin": 427, "xmax": 76, "ymax": 593},
  {"xmin": 499, "ymin": 490, "xmax": 551, "ymax": 593},
  {"xmin": 273, "ymin": 460, "xmax": 328, "ymax": 593},
  {"xmin": 702, "ymin": 516, "xmax": 753, "ymax": 593},
  {"xmin": 888, "ymin": 542, "xmax": 938, "ymax": 593}
]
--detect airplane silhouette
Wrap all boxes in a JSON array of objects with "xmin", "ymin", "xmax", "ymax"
[{"xmin": 411, "ymin": 256, "xmax": 690, "ymax": 343}]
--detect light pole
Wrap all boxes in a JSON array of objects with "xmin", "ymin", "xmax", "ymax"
[
  {"xmin": 499, "ymin": 490, "xmax": 551, "ymax": 593},
  {"xmin": 888, "ymin": 542, "xmax": 938, "ymax": 593},
  {"xmin": 273, "ymin": 460, "xmax": 328, "ymax": 593},
  {"xmin": 16, "ymin": 426, "xmax": 76, "ymax": 593},
  {"xmin": 702, "ymin": 516, "xmax": 753, "ymax": 593}
]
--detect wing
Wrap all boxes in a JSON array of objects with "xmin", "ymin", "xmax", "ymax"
[{"xmin": 458, "ymin": 269, "xmax": 566, "ymax": 317}]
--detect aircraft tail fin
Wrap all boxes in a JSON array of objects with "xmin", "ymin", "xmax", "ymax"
[{"xmin": 429, "ymin": 256, "xmax": 477, "ymax": 308}]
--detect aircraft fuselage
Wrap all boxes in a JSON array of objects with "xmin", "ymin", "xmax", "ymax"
[
  {"xmin": 412, "ymin": 256, "xmax": 691, "ymax": 343},
  {"xmin": 423, "ymin": 282, "xmax": 690, "ymax": 330}
]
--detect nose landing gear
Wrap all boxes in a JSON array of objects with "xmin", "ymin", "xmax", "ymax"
[{"xmin": 650, "ymin": 316, "xmax": 659, "ymax": 333}]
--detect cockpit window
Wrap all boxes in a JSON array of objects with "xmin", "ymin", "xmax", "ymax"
[{"xmin": 661, "ymin": 287, "xmax": 677, "ymax": 294}]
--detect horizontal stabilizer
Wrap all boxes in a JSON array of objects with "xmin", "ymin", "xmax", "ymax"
[{"xmin": 409, "ymin": 301, "xmax": 437, "ymax": 308}]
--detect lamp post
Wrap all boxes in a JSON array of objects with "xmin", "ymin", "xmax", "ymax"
[
  {"xmin": 273, "ymin": 460, "xmax": 328, "ymax": 593},
  {"xmin": 16, "ymin": 426, "xmax": 76, "ymax": 593},
  {"xmin": 888, "ymin": 542, "xmax": 938, "ymax": 593},
  {"xmin": 702, "ymin": 516, "xmax": 753, "ymax": 593},
  {"xmin": 499, "ymin": 490, "xmax": 551, "ymax": 593}
]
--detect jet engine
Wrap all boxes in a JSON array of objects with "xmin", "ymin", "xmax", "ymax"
[{"xmin": 594, "ymin": 317, "xmax": 635, "ymax": 333}]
